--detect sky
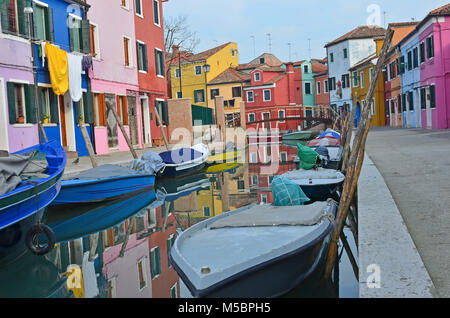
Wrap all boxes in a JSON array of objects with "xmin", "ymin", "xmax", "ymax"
[{"xmin": 163, "ymin": 0, "xmax": 449, "ymax": 63}]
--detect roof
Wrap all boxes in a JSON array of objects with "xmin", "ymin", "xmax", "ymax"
[
  {"xmin": 311, "ymin": 62, "xmax": 328, "ymax": 73},
  {"xmin": 208, "ymin": 67, "xmax": 251, "ymax": 85},
  {"xmin": 293, "ymin": 60, "xmax": 306, "ymax": 67},
  {"xmin": 429, "ymin": 3, "xmax": 450, "ymax": 16},
  {"xmin": 349, "ymin": 53, "xmax": 377, "ymax": 71},
  {"xmin": 253, "ymin": 65, "xmax": 285, "ymax": 72},
  {"xmin": 170, "ymin": 42, "xmax": 233, "ymax": 65},
  {"xmin": 313, "ymin": 70, "xmax": 328, "ymax": 78},
  {"xmin": 265, "ymin": 73, "xmax": 287, "ymax": 84},
  {"xmin": 325, "ymin": 25, "xmax": 386, "ymax": 48},
  {"xmin": 248, "ymin": 53, "xmax": 283, "ymax": 67}
]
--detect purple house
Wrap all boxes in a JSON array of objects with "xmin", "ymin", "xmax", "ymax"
[{"xmin": 417, "ymin": 4, "xmax": 450, "ymax": 129}]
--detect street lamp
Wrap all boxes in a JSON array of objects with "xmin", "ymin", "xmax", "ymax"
[{"xmin": 203, "ymin": 63, "xmax": 210, "ymax": 108}]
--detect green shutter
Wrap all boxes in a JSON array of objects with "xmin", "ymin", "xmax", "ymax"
[
  {"xmin": 162, "ymin": 101, "xmax": 169, "ymax": 125},
  {"xmin": 81, "ymin": 19, "xmax": 91, "ymax": 54},
  {"xmin": 25, "ymin": 84, "xmax": 36, "ymax": 123},
  {"xmin": 7, "ymin": 82, "xmax": 17, "ymax": 124},
  {"xmin": 143, "ymin": 44, "xmax": 148, "ymax": 72},
  {"xmin": 1, "ymin": 1, "xmax": 10, "ymax": 33},
  {"xmin": 74, "ymin": 100, "xmax": 81, "ymax": 123},
  {"xmin": 17, "ymin": 0, "xmax": 30, "ymax": 37},
  {"xmin": 49, "ymin": 89, "xmax": 59, "ymax": 123},
  {"xmin": 83, "ymin": 91, "xmax": 94, "ymax": 124},
  {"xmin": 37, "ymin": 87, "xmax": 45, "ymax": 121},
  {"xmin": 155, "ymin": 247, "xmax": 160, "ymax": 275},
  {"xmin": 69, "ymin": 23, "xmax": 75, "ymax": 52},
  {"xmin": 44, "ymin": 7, "xmax": 54, "ymax": 42},
  {"xmin": 430, "ymin": 85, "xmax": 435, "ymax": 108}
]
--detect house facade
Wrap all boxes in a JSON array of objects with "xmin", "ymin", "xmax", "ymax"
[
  {"xmin": 325, "ymin": 26, "xmax": 386, "ymax": 115},
  {"xmin": 314, "ymin": 71, "xmax": 329, "ymax": 107}
]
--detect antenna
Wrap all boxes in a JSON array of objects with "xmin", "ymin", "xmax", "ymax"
[
  {"xmin": 266, "ymin": 33, "xmax": 272, "ymax": 53},
  {"xmin": 287, "ymin": 43, "xmax": 291, "ymax": 62},
  {"xmin": 383, "ymin": 11, "xmax": 387, "ymax": 27},
  {"xmin": 250, "ymin": 35, "xmax": 256, "ymax": 57}
]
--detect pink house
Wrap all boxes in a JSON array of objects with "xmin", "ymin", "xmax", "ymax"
[{"xmin": 417, "ymin": 4, "xmax": 450, "ymax": 129}]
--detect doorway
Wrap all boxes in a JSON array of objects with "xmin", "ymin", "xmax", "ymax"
[
  {"xmin": 140, "ymin": 96, "xmax": 151, "ymax": 146},
  {"xmin": 127, "ymin": 95, "xmax": 139, "ymax": 145},
  {"xmin": 59, "ymin": 95, "xmax": 67, "ymax": 147},
  {"xmin": 105, "ymin": 93, "xmax": 118, "ymax": 149}
]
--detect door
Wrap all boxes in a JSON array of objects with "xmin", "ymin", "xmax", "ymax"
[
  {"xmin": 105, "ymin": 93, "xmax": 118, "ymax": 149},
  {"xmin": 127, "ymin": 95, "xmax": 139, "ymax": 145},
  {"xmin": 262, "ymin": 112, "xmax": 270, "ymax": 131},
  {"xmin": 59, "ymin": 95, "xmax": 67, "ymax": 146},
  {"xmin": 426, "ymin": 87, "xmax": 432, "ymax": 129},
  {"xmin": 140, "ymin": 96, "xmax": 151, "ymax": 146},
  {"xmin": 415, "ymin": 89, "xmax": 421, "ymax": 128}
]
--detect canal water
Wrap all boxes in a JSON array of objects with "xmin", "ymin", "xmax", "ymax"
[{"xmin": 0, "ymin": 141, "xmax": 358, "ymax": 298}]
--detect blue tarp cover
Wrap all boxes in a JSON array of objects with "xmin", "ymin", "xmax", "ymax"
[{"xmin": 159, "ymin": 148, "xmax": 203, "ymax": 165}]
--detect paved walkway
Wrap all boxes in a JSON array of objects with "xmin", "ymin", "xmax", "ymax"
[{"xmin": 363, "ymin": 127, "xmax": 450, "ymax": 297}]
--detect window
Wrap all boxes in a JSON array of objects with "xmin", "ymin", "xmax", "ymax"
[
  {"xmin": 371, "ymin": 98, "xmax": 375, "ymax": 115},
  {"xmin": 203, "ymin": 206, "xmax": 211, "ymax": 217},
  {"xmin": 352, "ymin": 72, "xmax": 358, "ymax": 87},
  {"xmin": 402, "ymin": 94, "xmax": 406, "ymax": 112},
  {"xmin": 93, "ymin": 93, "xmax": 106, "ymax": 126},
  {"xmin": 147, "ymin": 208, "xmax": 157, "ymax": 229},
  {"xmin": 341, "ymin": 74, "xmax": 350, "ymax": 89},
  {"xmin": 195, "ymin": 65, "xmax": 202, "ymax": 75},
  {"xmin": 248, "ymin": 113, "xmax": 255, "ymax": 122},
  {"xmin": 155, "ymin": 48, "xmax": 164, "ymax": 76},
  {"xmin": 419, "ymin": 42, "xmax": 425, "ymax": 64},
  {"xmin": 176, "ymin": 91, "xmax": 182, "ymax": 99},
  {"xmin": 420, "ymin": 87, "xmax": 426, "ymax": 109},
  {"xmin": 280, "ymin": 152, "xmax": 287, "ymax": 163},
  {"xmin": 259, "ymin": 57, "xmax": 265, "ymax": 64},
  {"xmin": 135, "ymin": 0, "xmax": 143, "ymax": 16},
  {"xmin": 210, "ymin": 88, "xmax": 219, "ymax": 99},
  {"xmin": 153, "ymin": 0, "xmax": 160, "ymax": 26},
  {"xmin": 413, "ymin": 47, "xmax": 418, "ymax": 68},
  {"xmin": 1, "ymin": 0, "xmax": 38, "ymax": 37},
  {"xmin": 328, "ymin": 77, "xmax": 336, "ymax": 91},
  {"xmin": 303, "ymin": 65, "xmax": 309, "ymax": 73},
  {"xmin": 430, "ymin": 85, "xmax": 436, "ymax": 108},
  {"xmin": 89, "ymin": 23, "xmax": 99, "ymax": 58},
  {"xmin": 155, "ymin": 99, "xmax": 168, "ymax": 125},
  {"xmin": 33, "ymin": 1, "xmax": 52, "ymax": 42},
  {"xmin": 254, "ymin": 72, "xmax": 261, "ymax": 81},
  {"xmin": 137, "ymin": 258, "xmax": 147, "ymax": 290},
  {"xmin": 175, "ymin": 68, "xmax": 181, "ymax": 78},
  {"xmin": 68, "ymin": 15, "xmax": 90, "ymax": 53},
  {"xmin": 263, "ymin": 89, "xmax": 271, "ymax": 101},
  {"xmin": 194, "ymin": 89, "xmax": 205, "ymax": 103},
  {"xmin": 121, "ymin": 0, "xmax": 129, "ymax": 9},
  {"xmin": 136, "ymin": 41, "xmax": 147, "ymax": 72},
  {"xmin": 117, "ymin": 95, "xmax": 128, "ymax": 125},
  {"xmin": 123, "ymin": 37, "xmax": 131, "ymax": 66},
  {"xmin": 408, "ymin": 91, "xmax": 414, "ymax": 111},
  {"xmin": 150, "ymin": 247, "xmax": 161, "ymax": 278},
  {"xmin": 324, "ymin": 80, "xmax": 329, "ymax": 93},
  {"xmin": 261, "ymin": 194, "xmax": 267, "ymax": 204},
  {"xmin": 167, "ymin": 234, "xmax": 175, "ymax": 266},
  {"xmin": 237, "ymin": 180, "xmax": 245, "ymax": 191},
  {"xmin": 304, "ymin": 82, "xmax": 312, "ymax": 95},
  {"xmin": 246, "ymin": 91, "xmax": 254, "ymax": 102},
  {"xmin": 249, "ymin": 152, "xmax": 257, "ymax": 163},
  {"xmin": 170, "ymin": 283, "xmax": 178, "ymax": 298},
  {"xmin": 252, "ymin": 175, "xmax": 258, "ymax": 185},
  {"xmin": 399, "ymin": 56, "xmax": 405, "ymax": 74},
  {"xmin": 38, "ymin": 87, "xmax": 59, "ymax": 124},
  {"xmin": 316, "ymin": 81, "xmax": 321, "ymax": 94},
  {"xmin": 343, "ymin": 48, "xmax": 348, "ymax": 59},
  {"xmin": 7, "ymin": 82, "xmax": 36, "ymax": 124},
  {"xmin": 330, "ymin": 53, "xmax": 334, "ymax": 62},
  {"xmin": 278, "ymin": 110, "xmax": 285, "ymax": 123},
  {"xmin": 369, "ymin": 68, "xmax": 374, "ymax": 83},
  {"xmin": 426, "ymin": 35, "xmax": 434, "ymax": 59},
  {"xmin": 407, "ymin": 51, "xmax": 412, "ymax": 71},
  {"xmin": 360, "ymin": 72, "xmax": 364, "ymax": 88},
  {"xmin": 232, "ymin": 86, "xmax": 241, "ymax": 98},
  {"xmin": 385, "ymin": 100, "xmax": 389, "ymax": 116}
]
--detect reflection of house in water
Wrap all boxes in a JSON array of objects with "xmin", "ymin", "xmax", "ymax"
[{"xmin": 248, "ymin": 143, "xmax": 297, "ymax": 204}]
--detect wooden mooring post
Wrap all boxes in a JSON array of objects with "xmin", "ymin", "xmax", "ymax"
[
  {"xmin": 323, "ymin": 28, "xmax": 394, "ymax": 279},
  {"xmin": 79, "ymin": 121, "xmax": 98, "ymax": 168}
]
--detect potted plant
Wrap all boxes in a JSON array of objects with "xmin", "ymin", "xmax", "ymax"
[
  {"xmin": 78, "ymin": 115, "xmax": 84, "ymax": 124},
  {"xmin": 43, "ymin": 114, "xmax": 49, "ymax": 124},
  {"xmin": 17, "ymin": 116, "xmax": 24, "ymax": 124}
]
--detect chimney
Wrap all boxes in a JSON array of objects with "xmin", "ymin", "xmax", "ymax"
[{"xmin": 172, "ymin": 45, "xmax": 180, "ymax": 57}]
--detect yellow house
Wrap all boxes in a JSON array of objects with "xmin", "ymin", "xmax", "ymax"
[
  {"xmin": 206, "ymin": 67, "xmax": 250, "ymax": 126},
  {"xmin": 170, "ymin": 42, "xmax": 239, "ymax": 108},
  {"xmin": 350, "ymin": 37, "xmax": 385, "ymax": 127}
]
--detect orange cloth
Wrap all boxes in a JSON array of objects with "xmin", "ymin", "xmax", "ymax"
[{"xmin": 44, "ymin": 43, "xmax": 69, "ymax": 96}]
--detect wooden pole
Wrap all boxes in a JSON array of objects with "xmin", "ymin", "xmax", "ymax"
[
  {"xmin": 323, "ymin": 28, "xmax": 394, "ymax": 279},
  {"xmin": 79, "ymin": 122, "xmax": 98, "ymax": 168},
  {"xmin": 120, "ymin": 217, "xmax": 135, "ymax": 258},
  {"xmin": 341, "ymin": 94, "xmax": 357, "ymax": 172},
  {"xmin": 105, "ymin": 102, "xmax": 138, "ymax": 159},
  {"xmin": 39, "ymin": 123, "xmax": 48, "ymax": 142},
  {"xmin": 88, "ymin": 233, "xmax": 99, "ymax": 261},
  {"xmin": 340, "ymin": 231, "xmax": 359, "ymax": 281},
  {"xmin": 153, "ymin": 106, "xmax": 170, "ymax": 151}
]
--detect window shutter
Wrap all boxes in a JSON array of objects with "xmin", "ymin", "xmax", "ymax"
[
  {"xmin": 83, "ymin": 91, "xmax": 94, "ymax": 124},
  {"xmin": 69, "ymin": 24, "xmax": 75, "ymax": 52},
  {"xmin": 49, "ymin": 89, "xmax": 59, "ymax": 123},
  {"xmin": 25, "ymin": 84, "xmax": 36, "ymax": 123},
  {"xmin": 7, "ymin": 82, "xmax": 17, "ymax": 124},
  {"xmin": 430, "ymin": 85, "xmax": 435, "ymax": 108},
  {"xmin": 143, "ymin": 44, "xmax": 148, "ymax": 72},
  {"xmin": 162, "ymin": 101, "xmax": 169, "ymax": 125},
  {"xmin": 0, "ymin": 1, "xmax": 9, "ymax": 33},
  {"xmin": 17, "ymin": 0, "xmax": 30, "ymax": 37},
  {"xmin": 155, "ymin": 247, "xmax": 160, "ymax": 274},
  {"xmin": 160, "ymin": 51, "xmax": 165, "ymax": 75},
  {"xmin": 37, "ymin": 88, "xmax": 45, "ymax": 121},
  {"xmin": 74, "ymin": 100, "xmax": 81, "ymax": 123},
  {"xmin": 44, "ymin": 7, "xmax": 54, "ymax": 42},
  {"xmin": 81, "ymin": 19, "xmax": 91, "ymax": 54}
]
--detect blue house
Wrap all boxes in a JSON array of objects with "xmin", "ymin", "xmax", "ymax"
[{"xmin": 32, "ymin": 0, "xmax": 93, "ymax": 157}]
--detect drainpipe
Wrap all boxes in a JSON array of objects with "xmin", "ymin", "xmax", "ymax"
[{"xmin": 437, "ymin": 21, "xmax": 447, "ymax": 129}]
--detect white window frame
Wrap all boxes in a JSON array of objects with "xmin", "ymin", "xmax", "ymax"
[
  {"xmin": 303, "ymin": 64, "xmax": 309, "ymax": 74},
  {"xmin": 280, "ymin": 151, "xmax": 287, "ymax": 162},
  {"xmin": 147, "ymin": 208, "xmax": 157, "ymax": 229},
  {"xmin": 316, "ymin": 81, "xmax": 321, "ymax": 95},
  {"xmin": 261, "ymin": 193, "xmax": 267, "ymax": 203},
  {"xmin": 254, "ymin": 72, "xmax": 261, "ymax": 82},
  {"xmin": 324, "ymin": 80, "xmax": 329, "ymax": 93},
  {"xmin": 136, "ymin": 40, "xmax": 147, "ymax": 73},
  {"xmin": 252, "ymin": 175, "xmax": 258, "ymax": 185},
  {"xmin": 195, "ymin": 65, "xmax": 202, "ymax": 76},
  {"xmin": 135, "ymin": 0, "xmax": 144, "ymax": 18},
  {"xmin": 153, "ymin": 0, "xmax": 161, "ymax": 27},
  {"xmin": 150, "ymin": 246, "xmax": 160, "ymax": 279},
  {"xmin": 155, "ymin": 47, "xmax": 165, "ymax": 78},
  {"xmin": 263, "ymin": 89, "xmax": 271, "ymax": 102},
  {"xmin": 33, "ymin": 0, "xmax": 49, "ymax": 41},
  {"xmin": 278, "ymin": 110, "xmax": 285, "ymax": 123},
  {"xmin": 170, "ymin": 282, "xmax": 178, "ymax": 298},
  {"xmin": 90, "ymin": 22, "xmax": 101, "ymax": 60},
  {"xmin": 120, "ymin": 0, "xmax": 130, "ymax": 10},
  {"xmin": 246, "ymin": 91, "xmax": 254, "ymax": 103},
  {"xmin": 360, "ymin": 72, "xmax": 364, "ymax": 89},
  {"xmin": 11, "ymin": 82, "xmax": 27, "ymax": 125},
  {"xmin": 123, "ymin": 35, "xmax": 133, "ymax": 68},
  {"xmin": 248, "ymin": 113, "xmax": 255, "ymax": 122},
  {"xmin": 250, "ymin": 152, "xmax": 257, "ymax": 163},
  {"xmin": 352, "ymin": 71, "xmax": 358, "ymax": 87},
  {"xmin": 304, "ymin": 82, "xmax": 312, "ymax": 95},
  {"xmin": 137, "ymin": 257, "xmax": 148, "ymax": 291}
]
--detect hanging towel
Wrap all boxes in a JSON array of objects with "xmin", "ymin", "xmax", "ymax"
[
  {"xmin": 45, "ymin": 43, "xmax": 69, "ymax": 96},
  {"xmin": 81, "ymin": 55, "xmax": 93, "ymax": 73},
  {"xmin": 67, "ymin": 53, "xmax": 83, "ymax": 102},
  {"xmin": 40, "ymin": 42, "xmax": 47, "ymax": 67}
]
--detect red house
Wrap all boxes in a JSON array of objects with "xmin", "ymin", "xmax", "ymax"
[
  {"xmin": 244, "ymin": 63, "xmax": 304, "ymax": 132},
  {"xmin": 134, "ymin": 0, "xmax": 169, "ymax": 146},
  {"xmin": 314, "ymin": 70, "xmax": 330, "ymax": 107}
]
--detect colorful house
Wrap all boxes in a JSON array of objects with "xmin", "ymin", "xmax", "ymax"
[
  {"xmin": 314, "ymin": 70, "xmax": 330, "ymax": 107},
  {"xmin": 169, "ymin": 42, "xmax": 239, "ymax": 110},
  {"xmin": 325, "ymin": 25, "xmax": 386, "ymax": 116},
  {"xmin": 244, "ymin": 63, "xmax": 304, "ymax": 132},
  {"xmin": 383, "ymin": 22, "xmax": 419, "ymax": 127},
  {"xmin": 0, "ymin": 0, "xmax": 36, "ymax": 153},
  {"xmin": 349, "ymin": 37, "xmax": 385, "ymax": 127}
]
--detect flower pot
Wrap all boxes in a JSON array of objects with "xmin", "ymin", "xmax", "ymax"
[
  {"xmin": 43, "ymin": 118, "xmax": 49, "ymax": 124},
  {"xmin": 17, "ymin": 116, "xmax": 24, "ymax": 124}
]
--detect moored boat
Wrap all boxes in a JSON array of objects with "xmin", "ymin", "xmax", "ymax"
[
  {"xmin": 295, "ymin": 145, "xmax": 344, "ymax": 170},
  {"xmin": 170, "ymin": 200, "xmax": 337, "ymax": 298},
  {"xmin": 282, "ymin": 130, "xmax": 313, "ymax": 141},
  {"xmin": 159, "ymin": 144, "xmax": 209, "ymax": 178}
]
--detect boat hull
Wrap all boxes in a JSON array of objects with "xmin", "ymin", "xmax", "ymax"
[
  {"xmin": 159, "ymin": 162, "xmax": 206, "ymax": 178},
  {"xmin": 299, "ymin": 183, "xmax": 342, "ymax": 202},
  {"xmin": 282, "ymin": 131, "xmax": 312, "ymax": 141},
  {"xmin": 52, "ymin": 174, "xmax": 155, "ymax": 205}
]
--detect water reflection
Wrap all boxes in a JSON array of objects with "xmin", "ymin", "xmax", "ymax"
[{"xmin": 0, "ymin": 142, "xmax": 358, "ymax": 298}]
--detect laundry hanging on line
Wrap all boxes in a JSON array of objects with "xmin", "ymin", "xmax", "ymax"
[
  {"xmin": 67, "ymin": 53, "xmax": 83, "ymax": 102},
  {"xmin": 44, "ymin": 42, "xmax": 69, "ymax": 96}
]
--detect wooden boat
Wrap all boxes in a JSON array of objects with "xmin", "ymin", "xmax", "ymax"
[
  {"xmin": 295, "ymin": 146, "xmax": 344, "ymax": 170},
  {"xmin": 282, "ymin": 130, "xmax": 313, "ymax": 141},
  {"xmin": 159, "ymin": 144, "xmax": 209, "ymax": 178},
  {"xmin": 207, "ymin": 150, "xmax": 242, "ymax": 165},
  {"xmin": 205, "ymin": 162, "xmax": 240, "ymax": 174},
  {"xmin": 52, "ymin": 164, "xmax": 156, "ymax": 205},
  {"xmin": 46, "ymin": 188, "xmax": 157, "ymax": 243},
  {"xmin": 0, "ymin": 141, "xmax": 66, "ymax": 259},
  {"xmin": 169, "ymin": 200, "xmax": 337, "ymax": 298},
  {"xmin": 156, "ymin": 173, "xmax": 210, "ymax": 202},
  {"xmin": 282, "ymin": 169, "xmax": 345, "ymax": 202},
  {"xmin": 306, "ymin": 137, "xmax": 341, "ymax": 147}
]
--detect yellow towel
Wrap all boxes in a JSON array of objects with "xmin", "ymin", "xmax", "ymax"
[{"xmin": 45, "ymin": 43, "xmax": 69, "ymax": 96}]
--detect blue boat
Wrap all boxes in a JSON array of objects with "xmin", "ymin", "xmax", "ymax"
[
  {"xmin": 46, "ymin": 188, "xmax": 158, "ymax": 243},
  {"xmin": 170, "ymin": 200, "xmax": 337, "ymax": 298},
  {"xmin": 0, "ymin": 141, "xmax": 66, "ymax": 259},
  {"xmin": 158, "ymin": 144, "xmax": 209, "ymax": 178},
  {"xmin": 52, "ymin": 164, "xmax": 156, "ymax": 205}
]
